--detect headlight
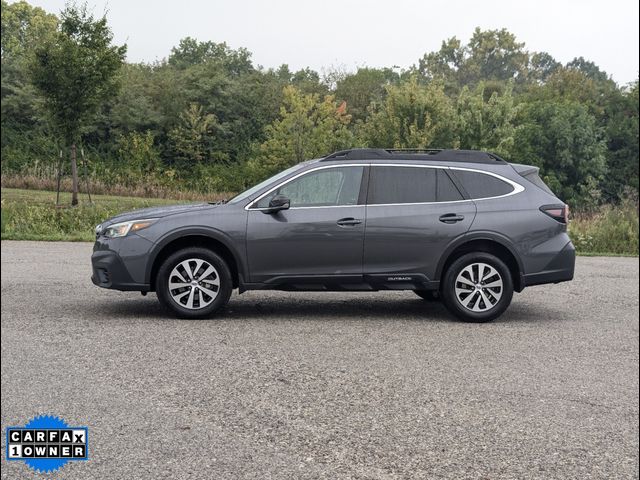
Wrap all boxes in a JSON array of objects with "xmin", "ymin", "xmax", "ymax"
[{"xmin": 102, "ymin": 219, "xmax": 157, "ymax": 238}]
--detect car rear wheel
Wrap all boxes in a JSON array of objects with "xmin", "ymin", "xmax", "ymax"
[
  {"xmin": 441, "ymin": 252, "xmax": 513, "ymax": 322},
  {"xmin": 414, "ymin": 290, "xmax": 440, "ymax": 301},
  {"xmin": 156, "ymin": 247, "xmax": 232, "ymax": 319}
]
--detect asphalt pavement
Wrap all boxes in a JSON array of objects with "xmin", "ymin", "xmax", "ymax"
[{"xmin": 1, "ymin": 241, "xmax": 638, "ymax": 479}]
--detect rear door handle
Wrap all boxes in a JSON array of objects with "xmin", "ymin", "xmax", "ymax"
[
  {"xmin": 337, "ymin": 217, "xmax": 362, "ymax": 227},
  {"xmin": 439, "ymin": 213, "xmax": 465, "ymax": 224}
]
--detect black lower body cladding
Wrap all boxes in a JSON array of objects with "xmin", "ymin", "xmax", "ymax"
[{"xmin": 522, "ymin": 241, "xmax": 576, "ymax": 287}]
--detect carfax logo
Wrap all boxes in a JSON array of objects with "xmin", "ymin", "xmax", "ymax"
[{"xmin": 5, "ymin": 415, "xmax": 88, "ymax": 474}]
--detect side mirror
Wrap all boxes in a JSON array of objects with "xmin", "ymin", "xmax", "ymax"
[{"xmin": 263, "ymin": 194, "xmax": 290, "ymax": 214}]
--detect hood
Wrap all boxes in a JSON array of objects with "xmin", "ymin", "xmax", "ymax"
[{"xmin": 103, "ymin": 203, "xmax": 217, "ymax": 226}]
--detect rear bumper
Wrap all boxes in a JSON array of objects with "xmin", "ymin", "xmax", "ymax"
[
  {"xmin": 91, "ymin": 249, "xmax": 150, "ymax": 291},
  {"xmin": 522, "ymin": 241, "xmax": 575, "ymax": 287}
]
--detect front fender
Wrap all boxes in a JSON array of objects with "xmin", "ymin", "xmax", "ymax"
[{"xmin": 144, "ymin": 226, "xmax": 247, "ymax": 286}]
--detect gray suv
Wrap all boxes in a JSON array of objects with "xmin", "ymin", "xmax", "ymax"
[{"xmin": 92, "ymin": 149, "xmax": 575, "ymax": 322}]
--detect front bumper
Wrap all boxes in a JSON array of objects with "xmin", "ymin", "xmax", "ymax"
[
  {"xmin": 91, "ymin": 250, "xmax": 149, "ymax": 291},
  {"xmin": 522, "ymin": 241, "xmax": 576, "ymax": 287},
  {"xmin": 91, "ymin": 239, "xmax": 151, "ymax": 291}
]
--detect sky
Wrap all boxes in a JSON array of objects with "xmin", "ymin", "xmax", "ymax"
[{"xmin": 21, "ymin": 0, "xmax": 640, "ymax": 85}]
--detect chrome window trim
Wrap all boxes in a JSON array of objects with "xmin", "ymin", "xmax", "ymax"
[
  {"xmin": 245, "ymin": 164, "xmax": 365, "ymax": 211},
  {"xmin": 245, "ymin": 163, "xmax": 524, "ymax": 211}
]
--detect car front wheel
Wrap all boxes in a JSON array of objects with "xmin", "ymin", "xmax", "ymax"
[
  {"xmin": 441, "ymin": 252, "xmax": 513, "ymax": 322},
  {"xmin": 156, "ymin": 247, "xmax": 232, "ymax": 319}
]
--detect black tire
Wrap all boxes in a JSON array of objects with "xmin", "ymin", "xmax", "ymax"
[
  {"xmin": 414, "ymin": 289, "xmax": 441, "ymax": 301},
  {"xmin": 156, "ymin": 247, "xmax": 232, "ymax": 319},
  {"xmin": 441, "ymin": 252, "xmax": 513, "ymax": 323}
]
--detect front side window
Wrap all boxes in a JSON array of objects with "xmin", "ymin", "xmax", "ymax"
[
  {"xmin": 451, "ymin": 170, "xmax": 515, "ymax": 199},
  {"xmin": 228, "ymin": 163, "xmax": 306, "ymax": 204},
  {"xmin": 368, "ymin": 166, "xmax": 463, "ymax": 204},
  {"xmin": 254, "ymin": 166, "xmax": 364, "ymax": 208}
]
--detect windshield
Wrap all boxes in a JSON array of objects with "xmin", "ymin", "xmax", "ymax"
[{"xmin": 227, "ymin": 162, "xmax": 311, "ymax": 204}]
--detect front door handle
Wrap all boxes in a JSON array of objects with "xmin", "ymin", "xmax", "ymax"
[
  {"xmin": 337, "ymin": 217, "xmax": 362, "ymax": 227},
  {"xmin": 439, "ymin": 213, "xmax": 465, "ymax": 224}
]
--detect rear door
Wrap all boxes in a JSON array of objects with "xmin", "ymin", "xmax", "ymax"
[{"xmin": 363, "ymin": 165, "xmax": 476, "ymax": 282}]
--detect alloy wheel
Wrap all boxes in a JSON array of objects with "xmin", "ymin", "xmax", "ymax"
[
  {"xmin": 454, "ymin": 262, "xmax": 503, "ymax": 312},
  {"xmin": 168, "ymin": 258, "xmax": 220, "ymax": 310}
]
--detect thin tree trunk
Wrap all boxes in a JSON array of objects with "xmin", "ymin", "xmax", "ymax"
[
  {"xmin": 70, "ymin": 143, "xmax": 79, "ymax": 206},
  {"xmin": 81, "ymin": 147, "xmax": 92, "ymax": 203},
  {"xmin": 56, "ymin": 149, "xmax": 63, "ymax": 206}
]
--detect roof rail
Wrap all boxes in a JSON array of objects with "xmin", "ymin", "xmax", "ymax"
[
  {"xmin": 386, "ymin": 148, "xmax": 443, "ymax": 155},
  {"xmin": 321, "ymin": 148, "xmax": 506, "ymax": 164},
  {"xmin": 323, "ymin": 149, "xmax": 391, "ymax": 160}
]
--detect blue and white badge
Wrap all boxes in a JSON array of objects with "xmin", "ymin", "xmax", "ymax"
[{"xmin": 5, "ymin": 415, "xmax": 89, "ymax": 474}]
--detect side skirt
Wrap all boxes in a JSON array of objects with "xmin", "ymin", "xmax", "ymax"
[{"xmin": 240, "ymin": 274, "xmax": 440, "ymax": 293}]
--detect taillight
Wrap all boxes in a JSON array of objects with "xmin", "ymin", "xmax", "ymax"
[{"xmin": 540, "ymin": 204, "xmax": 569, "ymax": 224}]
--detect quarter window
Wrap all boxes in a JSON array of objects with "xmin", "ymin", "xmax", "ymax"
[
  {"xmin": 255, "ymin": 166, "xmax": 364, "ymax": 208},
  {"xmin": 451, "ymin": 170, "xmax": 515, "ymax": 199},
  {"xmin": 368, "ymin": 166, "xmax": 463, "ymax": 204}
]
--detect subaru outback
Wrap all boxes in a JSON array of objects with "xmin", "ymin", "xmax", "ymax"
[{"xmin": 91, "ymin": 148, "xmax": 575, "ymax": 322}]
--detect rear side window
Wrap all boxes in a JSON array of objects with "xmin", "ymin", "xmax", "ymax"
[
  {"xmin": 368, "ymin": 167, "xmax": 463, "ymax": 204},
  {"xmin": 436, "ymin": 169, "xmax": 465, "ymax": 201},
  {"xmin": 451, "ymin": 170, "xmax": 514, "ymax": 199}
]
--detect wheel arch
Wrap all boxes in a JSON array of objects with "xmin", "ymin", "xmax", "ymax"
[
  {"xmin": 436, "ymin": 233, "xmax": 525, "ymax": 292},
  {"xmin": 146, "ymin": 228, "xmax": 244, "ymax": 291}
]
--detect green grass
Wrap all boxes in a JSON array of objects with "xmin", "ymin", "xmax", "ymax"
[
  {"xmin": 2, "ymin": 188, "xmax": 180, "ymax": 207},
  {"xmin": 1, "ymin": 188, "xmax": 191, "ymax": 242},
  {"xmin": 575, "ymin": 251, "xmax": 638, "ymax": 257},
  {"xmin": 1, "ymin": 188, "xmax": 638, "ymax": 256},
  {"xmin": 569, "ymin": 198, "xmax": 639, "ymax": 256}
]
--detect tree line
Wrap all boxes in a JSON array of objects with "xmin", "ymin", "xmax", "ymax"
[{"xmin": 1, "ymin": 0, "xmax": 638, "ymax": 208}]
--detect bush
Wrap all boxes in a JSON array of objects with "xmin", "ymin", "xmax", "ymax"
[
  {"xmin": 1, "ymin": 201, "xmax": 116, "ymax": 241},
  {"xmin": 0, "ymin": 189, "xmax": 195, "ymax": 242},
  {"xmin": 569, "ymin": 197, "xmax": 639, "ymax": 255}
]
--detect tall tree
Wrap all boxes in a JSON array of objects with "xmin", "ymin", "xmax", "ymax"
[
  {"xmin": 512, "ymin": 101, "xmax": 607, "ymax": 207},
  {"xmin": 116, "ymin": 131, "xmax": 161, "ymax": 185},
  {"xmin": 167, "ymin": 103, "xmax": 223, "ymax": 166},
  {"xmin": 418, "ymin": 36, "xmax": 465, "ymax": 88},
  {"xmin": 29, "ymin": 2, "xmax": 126, "ymax": 205},
  {"xmin": 1, "ymin": 0, "xmax": 58, "ymax": 61},
  {"xmin": 603, "ymin": 81, "xmax": 639, "ymax": 199},
  {"xmin": 252, "ymin": 86, "xmax": 353, "ymax": 178},
  {"xmin": 273, "ymin": 64, "xmax": 329, "ymax": 96},
  {"xmin": 566, "ymin": 57, "xmax": 610, "ymax": 83},
  {"xmin": 1, "ymin": 0, "xmax": 57, "ymax": 155},
  {"xmin": 528, "ymin": 52, "xmax": 561, "ymax": 83},
  {"xmin": 358, "ymin": 77, "xmax": 456, "ymax": 149},
  {"xmin": 456, "ymin": 82, "xmax": 519, "ymax": 157},
  {"xmin": 335, "ymin": 67, "xmax": 399, "ymax": 122},
  {"xmin": 465, "ymin": 28, "xmax": 528, "ymax": 84},
  {"xmin": 418, "ymin": 28, "xmax": 529, "ymax": 89},
  {"xmin": 168, "ymin": 37, "xmax": 253, "ymax": 76}
]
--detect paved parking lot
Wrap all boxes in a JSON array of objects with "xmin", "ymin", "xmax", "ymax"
[{"xmin": 1, "ymin": 241, "xmax": 638, "ymax": 479}]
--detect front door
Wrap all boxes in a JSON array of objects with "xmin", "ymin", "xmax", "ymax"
[{"xmin": 246, "ymin": 165, "xmax": 366, "ymax": 283}]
